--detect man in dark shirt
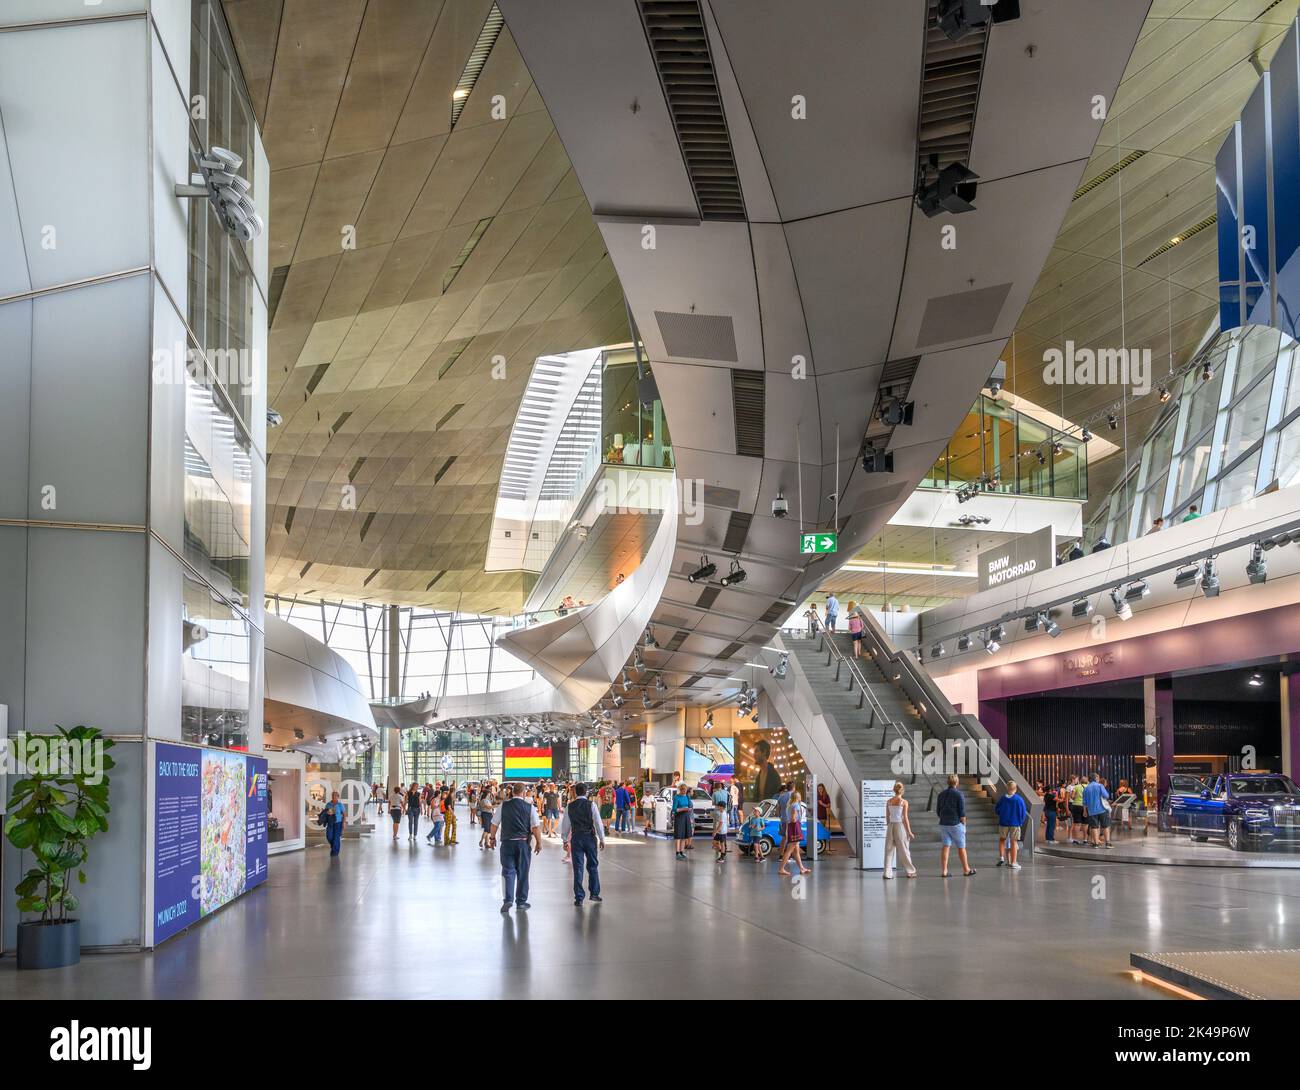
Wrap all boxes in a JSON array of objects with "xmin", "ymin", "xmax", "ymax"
[
  {"xmin": 936, "ymin": 774, "xmax": 975, "ymax": 877},
  {"xmin": 490, "ymin": 783, "xmax": 543, "ymax": 912},
  {"xmin": 561, "ymin": 782, "xmax": 605, "ymax": 906}
]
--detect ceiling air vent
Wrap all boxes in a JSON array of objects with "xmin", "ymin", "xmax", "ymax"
[
  {"xmin": 655, "ymin": 310, "xmax": 738, "ymax": 362},
  {"xmin": 450, "ymin": 4, "xmax": 504, "ymax": 129},
  {"xmin": 722, "ymin": 510, "xmax": 752, "ymax": 554},
  {"xmin": 731, "ymin": 369, "xmax": 764, "ymax": 457},
  {"xmin": 717, "ymin": 640, "xmax": 744, "ymax": 660},
  {"xmin": 1138, "ymin": 214, "xmax": 1217, "ymax": 268},
  {"xmin": 636, "ymin": 0, "xmax": 744, "ymax": 221},
  {"xmin": 1073, "ymin": 150, "xmax": 1146, "ymax": 201},
  {"xmin": 759, "ymin": 601, "xmax": 788, "ymax": 625},
  {"xmin": 916, "ymin": 0, "xmax": 988, "ymax": 173},
  {"xmin": 696, "ymin": 586, "xmax": 721, "ymax": 610},
  {"xmin": 665, "ymin": 630, "xmax": 689, "ymax": 652}
]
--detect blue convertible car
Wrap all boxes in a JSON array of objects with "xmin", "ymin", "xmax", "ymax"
[
  {"xmin": 1165, "ymin": 772, "xmax": 1300, "ymax": 851},
  {"xmin": 736, "ymin": 798, "xmax": 830, "ymax": 858}
]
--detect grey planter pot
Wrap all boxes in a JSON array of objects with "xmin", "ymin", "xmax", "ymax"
[{"xmin": 17, "ymin": 920, "xmax": 81, "ymax": 970}]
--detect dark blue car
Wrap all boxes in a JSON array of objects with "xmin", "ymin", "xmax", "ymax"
[{"xmin": 1165, "ymin": 772, "xmax": 1300, "ymax": 851}]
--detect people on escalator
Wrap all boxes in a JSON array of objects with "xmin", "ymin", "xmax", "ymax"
[{"xmin": 847, "ymin": 605, "xmax": 864, "ymax": 657}]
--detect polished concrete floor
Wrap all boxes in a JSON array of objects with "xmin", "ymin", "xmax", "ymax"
[{"xmin": 4, "ymin": 808, "xmax": 1300, "ymax": 999}]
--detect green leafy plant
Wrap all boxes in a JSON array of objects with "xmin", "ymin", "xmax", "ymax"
[{"xmin": 5, "ymin": 725, "xmax": 114, "ymax": 924}]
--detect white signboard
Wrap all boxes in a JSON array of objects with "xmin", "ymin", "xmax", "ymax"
[{"xmin": 860, "ymin": 779, "xmax": 894, "ymax": 870}]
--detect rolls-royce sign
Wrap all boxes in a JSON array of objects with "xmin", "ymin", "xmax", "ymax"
[{"xmin": 977, "ymin": 525, "xmax": 1056, "ymax": 592}]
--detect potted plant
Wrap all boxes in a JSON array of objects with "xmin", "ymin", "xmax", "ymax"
[{"xmin": 5, "ymin": 725, "xmax": 114, "ymax": 970}]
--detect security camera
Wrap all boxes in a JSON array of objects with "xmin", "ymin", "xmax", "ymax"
[
  {"xmin": 183, "ymin": 621, "xmax": 209, "ymax": 649},
  {"xmin": 772, "ymin": 492, "xmax": 788, "ymax": 519}
]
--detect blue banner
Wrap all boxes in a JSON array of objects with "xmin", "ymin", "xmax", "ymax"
[{"xmin": 153, "ymin": 742, "xmax": 270, "ymax": 945}]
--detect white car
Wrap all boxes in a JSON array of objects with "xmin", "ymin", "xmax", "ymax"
[{"xmin": 656, "ymin": 787, "xmax": 718, "ymax": 831}]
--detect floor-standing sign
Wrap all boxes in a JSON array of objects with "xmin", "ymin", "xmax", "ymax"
[{"xmin": 860, "ymin": 780, "xmax": 894, "ymax": 870}]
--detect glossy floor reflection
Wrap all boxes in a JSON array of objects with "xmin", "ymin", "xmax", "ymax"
[{"xmin": 4, "ymin": 810, "xmax": 1300, "ymax": 999}]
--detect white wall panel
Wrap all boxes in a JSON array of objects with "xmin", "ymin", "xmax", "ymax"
[
  {"xmin": 150, "ymin": 278, "xmax": 187, "ymax": 551},
  {"xmin": 145, "ymin": 536, "xmax": 183, "ymax": 740},
  {"xmin": 29, "ymin": 274, "xmax": 149, "ymax": 525},
  {"xmin": 0, "ymin": 18, "xmax": 149, "ymax": 288},
  {"xmin": 25, "ymin": 528, "xmax": 146, "ymax": 733},
  {"xmin": 0, "ymin": 298, "xmax": 31, "ymax": 520},
  {"xmin": 150, "ymin": 30, "xmax": 191, "ymax": 306},
  {"xmin": 0, "ymin": 527, "xmax": 28, "ymax": 732}
]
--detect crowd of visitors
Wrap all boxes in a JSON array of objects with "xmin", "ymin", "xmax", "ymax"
[{"xmin": 1037, "ymin": 772, "xmax": 1134, "ymax": 848}]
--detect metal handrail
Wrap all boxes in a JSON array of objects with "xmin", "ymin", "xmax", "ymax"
[
  {"xmin": 808, "ymin": 615, "xmax": 942, "ymax": 811},
  {"xmin": 852, "ymin": 605, "xmax": 1041, "ymax": 856}
]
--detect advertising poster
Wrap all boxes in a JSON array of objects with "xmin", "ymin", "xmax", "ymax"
[
  {"xmin": 153, "ymin": 742, "xmax": 269, "ymax": 945},
  {"xmin": 860, "ymin": 780, "xmax": 895, "ymax": 870}
]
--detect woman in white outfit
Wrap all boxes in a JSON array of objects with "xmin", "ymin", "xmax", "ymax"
[{"xmin": 883, "ymin": 781, "xmax": 917, "ymax": 879}]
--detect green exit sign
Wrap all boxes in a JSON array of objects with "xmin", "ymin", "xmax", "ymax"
[{"xmin": 799, "ymin": 532, "xmax": 838, "ymax": 555}]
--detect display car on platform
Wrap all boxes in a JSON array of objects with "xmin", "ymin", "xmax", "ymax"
[
  {"xmin": 736, "ymin": 798, "xmax": 830, "ymax": 858},
  {"xmin": 1164, "ymin": 772, "xmax": 1300, "ymax": 851}
]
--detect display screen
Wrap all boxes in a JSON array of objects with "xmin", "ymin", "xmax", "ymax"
[
  {"xmin": 503, "ymin": 745, "xmax": 551, "ymax": 780},
  {"xmin": 153, "ymin": 741, "xmax": 267, "ymax": 944}
]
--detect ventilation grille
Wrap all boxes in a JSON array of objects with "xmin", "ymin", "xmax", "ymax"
[
  {"xmin": 637, "ymin": 0, "xmax": 744, "ymax": 220},
  {"xmin": 722, "ymin": 510, "xmax": 752, "ymax": 554},
  {"xmin": 664, "ymin": 630, "xmax": 689, "ymax": 652},
  {"xmin": 450, "ymin": 3, "xmax": 504, "ymax": 128},
  {"xmin": 655, "ymin": 310, "xmax": 738, "ymax": 362},
  {"xmin": 1073, "ymin": 149, "xmax": 1146, "ymax": 201},
  {"xmin": 1138, "ymin": 214, "xmax": 1217, "ymax": 268},
  {"xmin": 759, "ymin": 601, "xmax": 787, "ymax": 625},
  {"xmin": 681, "ymin": 673, "xmax": 705, "ymax": 689},
  {"xmin": 702, "ymin": 484, "xmax": 741, "ymax": 509},
  {"xmin": 442, "ymin": 217, "xmax": 493, "ymax": 293},
  {"xmin": 717, "ymin": 640, "xmax": 744, "ymax": 660},
  {"xmin": 696, "ymin": 586, "xmax": 720, "ymax": 610},
  {"xmin": 731, "ymin": 369, "xmax": 764, "ymax": 457},
  {"xmin": 916, "ymin": 0, "xmax": 988, "ymax": 172}
]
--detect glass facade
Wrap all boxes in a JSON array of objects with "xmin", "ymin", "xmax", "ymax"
[
  {"xmin": 1086, "ymin": 324, "xmax": 1300, "ymax": 544},
  {"xmin": 921, "ymin": 395, "xmax": 1087, "ymax": 499},
  {"xmin": 400, "ymin": 732, "xmax": 600, "ymax": 785},
  {"xmin": 601, "ymin": 347, "xmax": 674, "ymax": 470},
  {"xmin": 266, "ymin": 594, "xmax": 535, "ymax": 701}
]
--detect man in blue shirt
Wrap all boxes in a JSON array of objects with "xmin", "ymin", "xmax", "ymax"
[
  {"xmin": 613, "ymin": 782, "xmax": 630, "ymax": 833},
  {"xmin": 824, "ymin": 593, "xmax": 840, "ymax": 633},
  {"xmin": 935, "ymin": 774, "xmax": 975, "ymax": 877},
  {"xmin": 994, "ymin": 781, "xmax": 1028, "ymax": 870},
  {"xmin": 1082, "ymin": 772, "xmax": 1111, "ymax": 848}
]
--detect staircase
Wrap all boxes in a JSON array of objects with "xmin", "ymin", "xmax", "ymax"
[{"xmin": 784, "ymin": 630, "xmax": 1004, "ymax": 865}]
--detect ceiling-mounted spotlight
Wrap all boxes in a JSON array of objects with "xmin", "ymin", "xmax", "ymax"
[
  {"xmin": 1247, "ymin": 543, "xmax": 1267, "ymax": 585},
  {"xmin": 1071, "ymin": 598, "xmax": 1092, "ymax": 619},
  {"xmin": 751, "ymin": 710, "xmax": 759, "ymax": 723},
  {"xmin": 720, "ymin": 560, "xmax": 748, "ymax": 588},
  {"xmin": 1174, "ymin": 565, "xmax": 1199, "ymax": 589},
  {"xmin": 916, "ymin": 159, "xmax": 980, "ymax": 216},
  {"xmin": 621, "ymin": 671, "xmax": 631, "ymax": 691},
  {"xmin": 293, "ymin": 728, "xmax": 305, "ymax": 740},
  {"xmin": 266, "ymin": 408, "xmax": 283, "ymax": 429},
  {"xmin": 930, "ymin": 642, "xmax": 946, "ymax": 659},
  {"xmin": 1158, "ymin": 386, "xmax": 1171, "ymax": 403},
  {"xmin": 1202, "ymin": 360, "xmax": 1214, "ymax": 381},
  {"xmin": 1109, "ymin": 587, "xmax": 1133, "ymax": 621},
  {"xmin": 1107, "ymin": 413, "xmax": 1118, "ymax": 431},
  {"xmin": 644, "ymin": 626, "xmax": 657, "ymax": 648},
  {"xmin": 1037, "ymin": 611, "xmax": 1061, "ymax": 638},
  {"xmin": 688, "ymin": 555, "xmax": 717, "ymax": 583},
  {"xmin": 1081, "ymin": 426, "xmax": 1093, "ymax": 442},
  {"xmin": 862, "ymin": 442, "xmax": 894, "ymax": 474},
  {"xmin": 1124, "ymin": 579, "xmax": 1151, "ymax": 603},
  {"xmin": 957, "ymin": 634, "xmax": 972, "ymax": 652},
  {"xmin": 1023, "ymin": 615, "xmax": 1039, "ymax": 633},
  {"xmin": 936, "ymin": 0, "xmax": 1020, "ymax": 41},
  {"xmin": 1249, "ymin": 672, "xmax": 1264, "ymax": 687},
  {"xmin": 989, "ymin": 623, "xmax": 1006, "ymax": 642},
  {"xmin": 633, "ymin": 650, "xmax": 645, "ymax": 671},
  {"xmin": 1201, "ymin": 558, "xmax": 1220, "ymax": 597},
  {"xmin": 611, "ymin": 694, "xmax": 625, "ymax": 708},
  {"xmin": 878, "ymin": 396, "xmax": 916, "ymax": 427},
  {"xmin": 704, "ymin": 712, "xmax": 714, "ymax": 730},
  {"xmin": 1052, "ymin": 440, "xmax": 1063, "ymax": 457},
  {"xmin": 655, "ymin": 675, "xmax": 666, "ymax": 692},
  {"xmin": 983, "ymin": 631, "xmax": 1001, "ymax": 655},
  {"xmin": 642, "ymin": 694, "xmax": 652, "ymax": 709},
  {"xmin": 771, "ymin": 654, "xmax": 789, "ymax": 680}
]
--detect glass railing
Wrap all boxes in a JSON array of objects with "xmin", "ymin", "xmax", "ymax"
[{"xmin": 922, "ymin": 394, "xmax": 1087, "ymax": 500}]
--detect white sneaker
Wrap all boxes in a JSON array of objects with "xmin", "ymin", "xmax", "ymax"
[{"xmin": 1010, "ymin": 862, "xmax": 1022, "ymax": 870}]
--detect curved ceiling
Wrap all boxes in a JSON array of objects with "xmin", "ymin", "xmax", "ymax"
[
  {"xmin": 222, "ymin": 0, "xmax": 629, "ymax": 613},
  {"xmin": 498, "ymin": 0, "xmax": 1151, "ymax": 711}
]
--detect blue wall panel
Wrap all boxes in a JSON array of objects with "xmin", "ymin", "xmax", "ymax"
[
  {"xmin": 1217, "ymin": 126, "xmax": 1243, "ymax": 332},
  {"xmin": 1272, "ymin": 22, "xmax": 1300, "ymax": 340},
  {"xmin": 1241, "ymin": 77, "xmax": 1273, "ymax": 327}
]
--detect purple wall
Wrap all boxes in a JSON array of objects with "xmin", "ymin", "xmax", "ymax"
[{"xmin": 976, "ymin": 600, "xmax": 1300, "ymax": 703}]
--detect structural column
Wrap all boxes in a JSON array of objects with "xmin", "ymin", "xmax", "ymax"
[
  {"xmin": 646, "ymin": 708, "xmax": 686, "ymax": 781},
  {"xmin": 1144, "ymin": 677, "xmax": 1175, "ymax": 805}
]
